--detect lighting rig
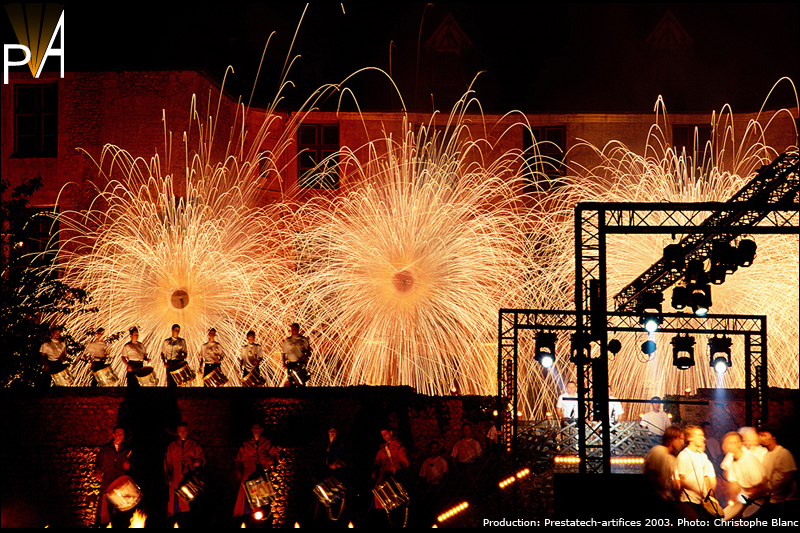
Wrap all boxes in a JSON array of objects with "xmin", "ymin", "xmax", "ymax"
[
  {"xmin": 671, "ymin": 334, "xmax": 696, "ymax": 369},
  {"xmin": 709, "ymin": 335, "xmax": 733, "ymax": 374},
  {"xmin": 534, "ymin": 331, "xmax": 557, "ymax": 368}
]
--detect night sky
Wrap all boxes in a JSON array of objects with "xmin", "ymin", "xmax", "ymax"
[{"xmin": 3, "ymin": 3, "xmax": 799, "ymax": 112}]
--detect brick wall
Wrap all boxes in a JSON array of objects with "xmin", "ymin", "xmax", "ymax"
[{"xmin": 0, "ymin": 387, "xmax": 495, "ymax": 528}]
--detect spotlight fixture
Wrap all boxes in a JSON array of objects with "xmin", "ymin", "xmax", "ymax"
[
  {"xmin": 708, "ymin": 264, "xmax": 727, "ymax": 285},
  {"xmin": 569, "ymin": 333, "xmax": 591, "ymax": 363},
  {"xmin": 709, "ymin": 335, "xmax": 733, "ymax": 374},
  {"xmin": 638, "ymin": 291, "xmax": 664, "ymax": 333},
  {"xmin": 736, "ymin": 239, "xmax": 757, "ymax": 267},
  {"xmin": 663, "ymin": 243, "xmax": 685, "ymax": 272},
  {"xmin": 671, "ymin": 334, "xmax": 696, "ymax": 370},
  {"xmin": 608, "ymin": 339, "xmax": 622, "ymax": 354},
  {"xmin": 535, "ymin": 331, "xmax": 557, "ymax": 369},
  {"xmin": 671, "ymin": 285, "xmax": 691, "ymax": 310},
  {"xmin": 690, "ymin": 285, "xmax": 712, "ymax": 316},
  {"xmin": 641, "ymin": 340, "xmax": 656, "ymax": 356},
  {"xmin": 685, "ymin": 259, "xmax": 708, "ymax": 285},
  {"xmin": 711, "ymin": 241, "xmax": 738, "ymax": 276}
]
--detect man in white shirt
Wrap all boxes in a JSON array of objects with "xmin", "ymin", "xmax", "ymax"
[
  {"xmin": 758, "ymin": 426, "xmax": 799, "ymax": 518},
  {"xmin": 641, "ymin": 397, "xmax": 671, "ymax": 436},
  {"xmin": 420, "ymin": 441, "xmax": 448, "ymax": 484},
  {"xmin": 40, "ymin": 326, "xmax": 67, "ymax": 375},
  {"xmin": 676, "ymin": 425, "xmax": 717, "ymax": 519},
  {"xmin": 240, "ymin": 330, "xmax": 264, "ymax": 381},
  {"xmin": 557, "ymin": 381, "xmax": 578, "ymax": 425},
  {"xmin": 161, "ymin": 324, "xmax": 188, "ymax": 387},
  {"xmin": 720, "ymin": 431, "xmax": 767, "ymax": 520},
  {"xmin": 451, "ymin": 423, "xmax": 483, "ymax": 466},
  {"xmin": 199, "ymin": 328, "xmax": 226, "ymax": 380},
  {"xmin": 122, "ymin": 327, "xmax": 149, "ymax": 387},
  {"xmin": 281, "ymin": 323, "xmax": 311, "ymax": 387}
]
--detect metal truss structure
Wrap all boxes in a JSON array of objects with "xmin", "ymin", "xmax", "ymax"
[
  {"xmin": 497, "ymin": 309, "xmax": 767, "ymax": 474},
  {"xmin": 498, "ymin": 150, "xmax": 798, "ymax": 476}
]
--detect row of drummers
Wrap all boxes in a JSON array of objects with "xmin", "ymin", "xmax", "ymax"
[
  {"xmin": 40, "ymin": 324, "xmax": 312, "ymax": 388},
  {"xmin": 98, "ymin": 423, "xmax": 408, "ymax": 528}
]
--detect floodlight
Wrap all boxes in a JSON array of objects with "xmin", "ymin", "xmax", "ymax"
[{"xmin": 671, "ymin": 334, "xmax": 695, "ymax": 370}]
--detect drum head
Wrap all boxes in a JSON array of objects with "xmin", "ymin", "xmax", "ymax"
[
  {"xmin": 52, "ymin": 368, "xmax": 73, "ymax": 386},
  {"xmin": 106, "ymin": 475, "xmax": 142, "ymax": 511},
  {"xmin": 742, "ymin": 497, "xmax": 767, "ymax": 518}
]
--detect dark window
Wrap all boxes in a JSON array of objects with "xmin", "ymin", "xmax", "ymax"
[
  {"xmin": 14, "ymin": 84, "xmax": 57, "ymax": 157},
  {"xmin": 522, "ymin": 126, "xmax": 565, "ymax": 193},
  {"xmin": 672, "ymin": 124, "xmax": 712, "ymax": 153},
  {"xmin": 297, "ymin": 124, "xmax": 339, "ymax": 189}
]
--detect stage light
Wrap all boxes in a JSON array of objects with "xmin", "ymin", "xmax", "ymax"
[
  {"xmin": 737, "ymin": 239, "xmax": 757, "ymax": 267},
  {"xmin": 569, "ymin": 332, "xmax": 591, "ymax": 363},
  {"xmin": 671, "ymin": 285, "xmax": 691, "ymax": 310},
  {"xmin": 712, "ymin": 241, "xmax": 738, "ymax": 276},
  {"xmin": 643, "ymin": 314, "xmax": 660, "ymax": 333},
  {"xmin": 535, "ymin": 331, "xmax": 557, "ymax": 368},
  {"xmin": 709, "ymin": 335, "xmax": 732, "ymax": 374},
  {"xmin": 690, "ymin": 284, "xmax": 712, "ymax": 316},
  {"xmin": 663, "ymin": 243, "xmax": 685, "ymax": 272},
  {"xmin": 685, "ymin": 259, "xmax": 707, "ymax": 285},
  {"xmin": 638, "ymin": 291, "xmax": 663, "ymax": 333},
  {"xmin": 437, "ymin": 502, "xmax": 469, "ymax": 522},
  {"xmin": 708, "ymin": 263, "xmax": 727, "ymax": 285},
  {"xmin": 671, "ymin": 334, "xmax": 696, "ymax": 370},
  {"xmin": 641, "ymin": 340, "xmax": 656, "ymax": 356}
]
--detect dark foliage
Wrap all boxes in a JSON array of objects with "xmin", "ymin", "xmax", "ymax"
[{"xmin": 1, "ymin": 175, "xmax": 95, "ymax": 387}]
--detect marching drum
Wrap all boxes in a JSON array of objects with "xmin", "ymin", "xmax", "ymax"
[
  {"xmin": 51, "ymin": 368, "xmax": 74, "ymax": 387},
  {"xmin": 244, "ymin": 473, "xmax": 277, "ymax": 509},
  {"xmin": 202, "ymin": 367, "xmax": 228, "ymax": 388},
  {"xmin": 313, "ymin": 476, "xmax": 346, "ymax": 507},
  {"xmin": 742, "ymin": 496, "xmax": 767, "ymax": 519},
  {"xmin": 136, "ymin": 367, "xmax": 158, "ymax": 387},
  {"xmin": 177, "ymin": 472, "xmax": 205, "ymax": 504},
  {"xmin": 170, "ymin": 362, "xmax": 196, "ymax": 387},
  {"xmin": 94, "ymin": 365, "xmax": 119, "ymax": 387},
  {"xmin": 242, "ymin": 371, "xmax": 265, "ymax": 388},
  {"xmin": 373, "ymin": 478, "xmax": 408, "ymax": 511},
  {"xmin": 286, "ymin": 361, "xmax": 310, "ymax": 387},
  {"xmin": 105, "ymin": 475, "xmax": 142, "ymax": 511}
]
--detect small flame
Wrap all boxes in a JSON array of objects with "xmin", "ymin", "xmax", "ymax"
[
  {"xmin": 294, "ymin": 523, "xmax": 300, "ymax": 528},
  {"xmin": 348, "ymin": 522, "xmax": 354, "ymax": 528},
  {"xmin": 130, "ymin": 509, "xmax": 147, "ymax": 528}
]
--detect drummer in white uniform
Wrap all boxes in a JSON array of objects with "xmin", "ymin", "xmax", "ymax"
[
  {"xmin": 161, "ymin": 324, "xmax": 188, "ymax": 387},
  {"xmin": 281, "ymin": 322, "xmax": 311, "ymax": 387},
  {"xmin": 86, "ymin": 327, "xmax": 111, "ymax": 385},
  {"xmin": 122, "ymin": 327, "xmax": 149, "ymax": 387},
  {"xmin": 199, "ymin": 328, "xmax": 226, "ymax": 383},
  {"xmin": 240, "ymin": 330, "xmax": 264, "ymax": 381},
  {"xmin": 40, "ymin": 326, "xmax": 68, "ymax": 376}
]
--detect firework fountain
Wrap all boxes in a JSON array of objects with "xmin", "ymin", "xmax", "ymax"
[
  {"xmin": 55, "ymin": 90, "xmax": 298, "ymax": 386},
  {"xmin": 293, "ymin": 109, "xmax": 536, "ymax": 395}
]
